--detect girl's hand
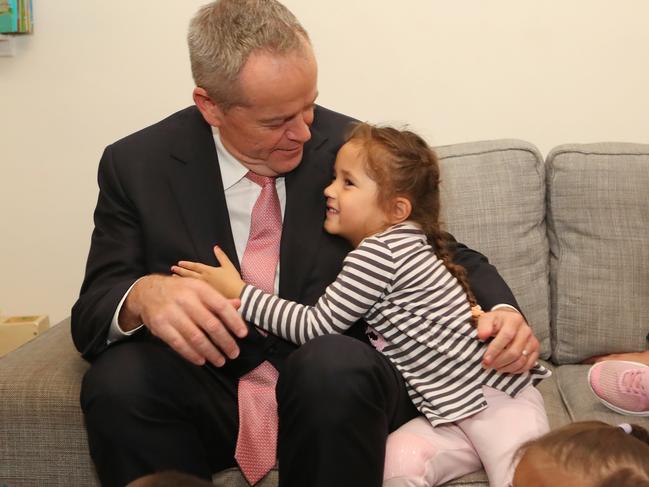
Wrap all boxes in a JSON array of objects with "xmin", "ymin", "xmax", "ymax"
[{"xmin": 172, "ymin": 246, "xmax": 245, "ymax": 299}]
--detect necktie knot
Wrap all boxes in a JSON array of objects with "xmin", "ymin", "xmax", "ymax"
[{"xmin": 246, "ymin": 171, "xmax": 276, "ymax": 188}]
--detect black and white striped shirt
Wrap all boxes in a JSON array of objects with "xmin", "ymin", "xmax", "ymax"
[{"xmin": 240, "ymin": 222, "xmax": 550, "ymax": 426}]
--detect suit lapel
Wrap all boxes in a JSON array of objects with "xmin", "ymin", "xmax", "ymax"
[
  {"xmin": 166, "ymin": 107, "xmax": 239, "ymax": 269},
  {"xmin": 164, "ymin": 106, "xmax": 339, "ymax": 295},
  {"xmin": 280, "ymin": 127, "xmax": 335, "ymax": 301}
]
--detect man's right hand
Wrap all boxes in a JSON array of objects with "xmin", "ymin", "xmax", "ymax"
[{"xmin": 119, "ymin": 274, "xmax": 248, "ymax": 367}]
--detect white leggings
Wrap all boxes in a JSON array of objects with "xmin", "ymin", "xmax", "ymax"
[{"xmin": 383, "ymin": 386, "xmax": 549, "ymax": 487}]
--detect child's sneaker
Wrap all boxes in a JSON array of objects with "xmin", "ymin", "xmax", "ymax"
[{"xmin": 588, "ymin": 360, "xmax": 649, "ymax": 416}]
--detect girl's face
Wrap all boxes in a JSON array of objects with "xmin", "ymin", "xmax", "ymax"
[{"xmin": 324, "ymin": 141, "xmax": 392, "ymax": 247}]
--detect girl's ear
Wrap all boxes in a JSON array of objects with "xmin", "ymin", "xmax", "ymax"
[{"xmin": 390, "ymin": 197, "xmax": 412, "ymax": 224}]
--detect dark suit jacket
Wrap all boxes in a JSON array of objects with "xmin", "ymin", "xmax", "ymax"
[{"xmin": 71, "ymin": 105, "xmax": 518, "ymax": 374}]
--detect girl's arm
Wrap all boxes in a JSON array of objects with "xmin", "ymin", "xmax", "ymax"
[{"xmin": 241, "ymin": 237, "xmax": 394, "ymax": 345}]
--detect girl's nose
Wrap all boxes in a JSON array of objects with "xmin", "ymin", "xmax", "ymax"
[{"xmin": 324, "ymin": 182, "xmax": 334, "ymax": 197}]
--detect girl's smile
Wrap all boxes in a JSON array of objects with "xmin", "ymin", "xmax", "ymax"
[{"xmin": 323, "ymin": 141, "xmax": 391, "ymax": 247}]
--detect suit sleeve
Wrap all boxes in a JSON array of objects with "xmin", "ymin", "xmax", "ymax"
[
  {"xmin": 71, "ymin": 145, "xmax": 145, "ymax": 360},
  {"xmin": 446, "ymin": 234, "xmax": 520, "ymax": 312}
]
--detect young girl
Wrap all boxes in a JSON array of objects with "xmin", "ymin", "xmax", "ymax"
[
  {"xmin": 173, "ymin": 123, "xmax": 551, "ymax": 487},
  {"xmin": 511, "ymin": 421, "xmax": 649, "ymax": 486}
]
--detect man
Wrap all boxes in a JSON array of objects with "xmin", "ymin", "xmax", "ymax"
[{"xmin": 72, "ymin": 1, "xmax": 540, "ymax": 486}]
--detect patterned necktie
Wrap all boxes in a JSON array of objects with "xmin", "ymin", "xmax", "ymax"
[{"xmin": 235, "ymin": 172, "xmax": 281, "ymax": 485}]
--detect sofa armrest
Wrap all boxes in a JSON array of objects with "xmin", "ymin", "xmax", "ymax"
[{"xmin": 0, "ymin": 318, "xmax": 99, "ymax": 486}]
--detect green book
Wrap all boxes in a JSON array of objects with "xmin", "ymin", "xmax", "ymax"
[
  {"xmin": 0, "ymin": 0, "xmax": 32, "ymax": 34},
  {"xmin": 0, "ymin": 0, "xmax": 18, "ymax": 34}
]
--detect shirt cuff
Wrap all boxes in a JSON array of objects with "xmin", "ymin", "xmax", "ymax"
[
  {"xmin": 239, "ymin": 284, "xmax": 256, "ymax": 322},
  {"xmin": 107, "ymin": 278, "xmax": 145, "ymax": 345},
  {"xmin": 491, "ymin": 303, "xmax": 520, "ymax": 313}
]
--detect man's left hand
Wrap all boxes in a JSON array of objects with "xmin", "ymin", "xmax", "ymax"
[{"xmin": 476, "ymin": 308, "xmax": 539, "ymax": 373}]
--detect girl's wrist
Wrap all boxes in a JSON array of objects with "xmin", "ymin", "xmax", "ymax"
[{"xmin": 236, "ymin": 281, "xmax": 245, "ymax": 298}]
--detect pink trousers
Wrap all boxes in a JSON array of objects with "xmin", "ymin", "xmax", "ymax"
[{"xmin": 383, "ymin": 385, "xmax": 549, "ymax": 487}]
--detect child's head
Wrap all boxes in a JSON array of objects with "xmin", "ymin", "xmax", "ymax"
[
  {"xmin": 513, "ymin": 421, "xmax": 649, "ymax": 487},
  {"xmin": 324, "ymin": 122, "xmax": 441, "ymax": 247},
  {"xmin": 324, "ymin": 122, "xmax": 477, "ymax": 311}
]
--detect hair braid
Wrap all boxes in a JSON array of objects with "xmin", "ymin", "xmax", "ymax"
[
  {"xmin": 426, "ymin": 227, "xmax": 479, "ymax": 326},
  {"xmin": 346, "ymin": 122, "xmax": 479, "ymax": 325}
]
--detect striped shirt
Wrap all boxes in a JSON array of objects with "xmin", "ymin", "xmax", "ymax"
[{"xmin": 240, "ymin": 222, "xmax": 551, "ymax": 426}]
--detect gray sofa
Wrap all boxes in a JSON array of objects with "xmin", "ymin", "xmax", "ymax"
[{"xmin": 2, "ymin": 139, "xmax": 648, "ymax": 487}]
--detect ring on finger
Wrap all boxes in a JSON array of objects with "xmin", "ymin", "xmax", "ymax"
[{"xmin": 522, "ymin": 349, "xmax": 529, "ymax": 357}]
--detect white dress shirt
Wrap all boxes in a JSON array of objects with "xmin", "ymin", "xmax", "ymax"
[{"xmin": 107, "ymin": 129, "xmax": 286, "ymax": 343}]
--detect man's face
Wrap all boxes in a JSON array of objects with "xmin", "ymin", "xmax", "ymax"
[{"xmin": 201, "ymin": 48, "xmax": 318, "ymax": 177}]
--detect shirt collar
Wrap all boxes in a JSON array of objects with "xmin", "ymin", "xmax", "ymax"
[{"xmin": 212, "ymin": 127, "xmax": 248, "ymax": 190}]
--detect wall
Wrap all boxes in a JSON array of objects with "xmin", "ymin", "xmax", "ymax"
[{"xmin": 1, "ymin": 0, "xmax": 648, "ymax": 326}]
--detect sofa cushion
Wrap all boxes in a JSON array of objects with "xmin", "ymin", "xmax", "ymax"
[
  {"xmin": 546, "ymin": 143, "xmax": 649, "ymax": 364},
  {"xmin": 437, "ymin": 140, "xmax": 551, "ymax": 358},
  {"xmin": 0, "ymin": 319, "xmax": 97, "ymax": 486}
]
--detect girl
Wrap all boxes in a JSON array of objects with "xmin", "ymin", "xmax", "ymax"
[
  {"xmin": 511, "ymin": 421, "xmax": 649, "ymax": 486},
  {"xmin": 173, "ymin": 123, "xmax": 551, "ymax": 487}
]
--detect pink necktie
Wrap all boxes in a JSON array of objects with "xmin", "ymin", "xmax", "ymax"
[{"xmin": 235, "ymin": 172, "xmax": 281, "ymax": 485}]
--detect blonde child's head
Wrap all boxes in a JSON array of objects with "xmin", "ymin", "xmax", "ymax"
[{"xmin": 513, "ymin": 421, "xmax": 649, "ymax": 487}]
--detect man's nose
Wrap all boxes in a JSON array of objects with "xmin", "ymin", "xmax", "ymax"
[{"xmin": 286, "ymin": 115, "xmax": 312, "ymax": 143}]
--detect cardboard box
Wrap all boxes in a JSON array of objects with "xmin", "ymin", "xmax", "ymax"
[{"xmin": 0, "ymin": 314, "xmax": 49, "ymax": 356}]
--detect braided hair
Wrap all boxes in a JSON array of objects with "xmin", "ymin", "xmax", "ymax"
[{"xmin": 346, "ymin": 123, "xmax": 479, "ymax": 324}]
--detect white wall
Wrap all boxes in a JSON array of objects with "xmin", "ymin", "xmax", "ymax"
[{"xmin": 1, "ymin": 0, "xmax": 648, "ymax": 326}]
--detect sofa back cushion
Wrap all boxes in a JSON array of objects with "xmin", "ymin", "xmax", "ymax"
[
  {"xmin": 437, "ymin": 139, "xmax": 551, "ymax": 358},
  {"xmin": 546, "ymin": 143, "xmax": 649, "ymax": 364}
]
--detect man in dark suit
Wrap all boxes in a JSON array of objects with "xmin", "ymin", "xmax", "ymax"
[{"xmin": 72, "ymin": 1, "xmax": 540, "ymax": 486}]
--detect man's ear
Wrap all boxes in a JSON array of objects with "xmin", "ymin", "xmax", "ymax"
[
  {"xmin": 193, "ymin": 87, "xmax": 225, "ymax": 128},
  {"xmin": 390, "ymin": 197, "xmax": 412, "ymax": 224}
]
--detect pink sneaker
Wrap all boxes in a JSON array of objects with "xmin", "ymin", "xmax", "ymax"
[{"xmin": 588, "ymin": 360, "xmax": 649, "ymax": 416}]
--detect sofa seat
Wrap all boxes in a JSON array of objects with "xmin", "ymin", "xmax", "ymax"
[{"xmin": 2, "ymin": 139, "xmax": 648, "ymax": 487}]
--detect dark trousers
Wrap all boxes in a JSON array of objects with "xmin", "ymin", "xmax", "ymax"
[{"xmin": 81, "ymin": 333, "xmax": 418, "ymax": 487}]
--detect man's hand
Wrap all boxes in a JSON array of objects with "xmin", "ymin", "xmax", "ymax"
[
  {"xmin": 119, "ymin": 274, "xmax": 248, "ymax": 367},
  {"xmin": 476, "ymin": 308, "xmax": 539, "ymax": 373},
  {"xmin": 171, "ymin": 246, "xmax": 245, "ymax": 299}
]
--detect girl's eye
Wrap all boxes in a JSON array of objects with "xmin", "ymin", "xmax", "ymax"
[{"xmin": 344, "ymin": 178, "xmax": 354, "ymax": 186}]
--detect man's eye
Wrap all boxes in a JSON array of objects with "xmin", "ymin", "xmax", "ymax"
[{"xmin": 263, "ymin": 118, "xmax": 289, "ymax": 129}]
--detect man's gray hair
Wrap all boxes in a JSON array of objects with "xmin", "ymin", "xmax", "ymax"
[{"xmin": 188, "ymin": 0, "xmax": 311, "ymax": 110}]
